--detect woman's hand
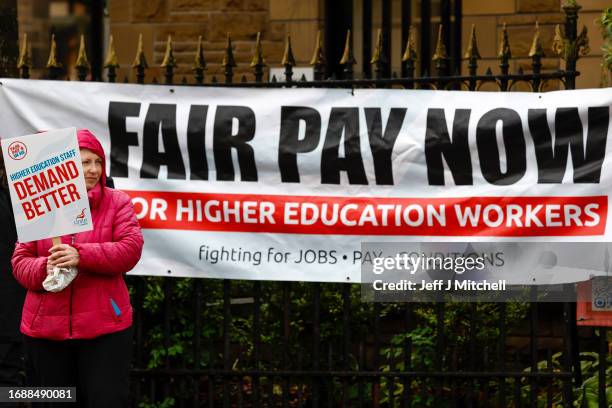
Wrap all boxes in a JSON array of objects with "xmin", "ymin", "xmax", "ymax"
[
  {"xmin": 48, "ymin": 244, "xmax": 80, "ymax": 268},
  {"xmin": 46, "ymin": 259, "xmax": 55, "ymax": 276}
]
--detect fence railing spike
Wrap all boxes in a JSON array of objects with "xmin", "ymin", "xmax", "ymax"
[
  {"xmin": 498, "ymin": 23, "xmax": 511, "ymax": 90},
  {"xmin": 339, "ymin": 30, "xmax": 356, "ymax": 79},
  {"xmin": 222, "ymin": 33, "xmax": 236, "ymax": 84},
  {"xmin": 370, "ymin": 29, "xmax": 386, "ymax": 80},
  {"xmin": 222, "ymin": 33, "xmax": 236, "ymax": 68},
  {"xmin": 529, "ymin": 22, "xmax": 544, "ymax": 91},
  {"xmin": 370, "ymin": 29, "xmax": 383, "ymax": 64},
  {"xmin": 464, "ymin": 24, "xmax": 481, "ymax": 88},
  {"xmin": 432, "ymin": 25, "xmax": 449, "ymax": 83},
  {"xmin": 104, "ymin": 34, "xmax": 119, "ymax": 83},
  {"xmin": 132, "ymin": 33, "xmax": 148, "ymax": 84},
  {"xmin": 131, "ymin": 33, "xmax": 148, "ymax": 69},
  {"xmin": 46, "ymin": 34, "xmax": 62, "ymax": 79},
  {"xmin": 193, "ymin": 35, "xmax": 206, "ymax": 84},
  {"xmin": 75, "ymin": 35, "xmax": 90, "ymax": 69},
  {"xmin": 161, "ymin": 35, "xmax": 176, "ymax": 84},
  {"xmin": 75, "ymin": 35, "xmax": 90, "ymax": 81},
  {"xmin": 552, "ymin": 24, "xmax": 564, "ymax": 56},
  {"xmin": 401, "ymin": 26, "xmax": 417, "ymax": 63},
  {"xmin": 432, "ymin": 25, "xmax": 449, "ymax": 61},
  {"xmin": 46, "ymin": 34, "xmax": 61, "ymax": 69},
  {"xmin": 464, "ymin": 24, "xmax": 481, "ymax": 62},
  {"xmin": 250, "ymin": 32, "xmax": 266, "ymax": 83},
  {"xmin": 498, "ymin": 22, "xmax": 512, "ymax": 60},
  {"xmin": 528, "ymin": 21, "xmax": 545, "ymax": 58},
  {"xmin": 310, "ymin": 30, "xmax": 326, "ymax": 80},
  {"xmin": 17, "ymin": 33, "xmax": 30, "ymax": 69},
  {"xmin": 282, "ymin": 34, "xmax": 296, "ymax": 83},
  {"xmin": 193, "ymin": 35, "xmax": 206, "ymax": 70},
  {"xmin": 281, "ymin": 34, "xmax": 296, "ymax": 67},
  {"xmin": 17, "ymin": 33, "xmax": 30, "ymax": 79},
  {"xmin": 402, "ymin": 26, "xmax": 417, "ymax": 87},
  {"xmin": 339, "ymin": 30, "xmax": 354, "ymax": 64},
  {"xmin": 161, "ymin": 35, "xmax": 177, "ymax": 68},
  {"xmin": 250, "ymin": 32, "xmax": 266, "ymax": 67}
]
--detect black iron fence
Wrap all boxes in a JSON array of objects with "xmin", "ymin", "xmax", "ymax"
[
  {"xmin": 7, "ymin": 1, "xmax": 609, "ymax": 406},
  {"xmin": 124, "ymin": 279, "xmax": 606, "ymax": 408}
]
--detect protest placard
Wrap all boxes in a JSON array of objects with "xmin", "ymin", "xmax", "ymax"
[{"xmin": 0, "ymin": 127, "xmax": 92, "ymax": 243}]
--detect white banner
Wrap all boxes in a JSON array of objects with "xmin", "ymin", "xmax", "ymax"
[
  {"xmin": 0, "ymin": 79, "xmax": 610, "ymax": 283},
  {"xmin": 1, "ymin": 127, "xmax": 92, "ymax": 242}
]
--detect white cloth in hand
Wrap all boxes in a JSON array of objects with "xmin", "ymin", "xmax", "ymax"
[{"xmin": 43, "ymin": 266, "xmax": 78, "ymax": 292}]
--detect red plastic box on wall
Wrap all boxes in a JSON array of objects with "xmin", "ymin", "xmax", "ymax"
[{"xmin": 576, "ymin": 279, "xmax": 612, "ymax": 327}]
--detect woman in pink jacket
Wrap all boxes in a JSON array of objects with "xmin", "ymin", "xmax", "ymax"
[{"xmin": 11, "ymin": 129, "xmax": 144, "ymax": 408}]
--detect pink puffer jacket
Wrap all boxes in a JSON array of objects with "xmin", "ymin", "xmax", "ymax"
[{"xmin": 11, "ymin": 130, "xmax": 143, "ymax": 340}]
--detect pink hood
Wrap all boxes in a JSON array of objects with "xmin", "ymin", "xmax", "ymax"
[{"xmin": 77, "ymin": 129, "xmax": 107, "ymax": 189}]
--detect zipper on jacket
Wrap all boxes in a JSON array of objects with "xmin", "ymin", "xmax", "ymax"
[
  {"xmin": 69, "ymin": 234, "xmax": 76, "ymax": 338},
  {"xmin": 69, "ymin": 286, "xmax": 73, "ymax": 337}
]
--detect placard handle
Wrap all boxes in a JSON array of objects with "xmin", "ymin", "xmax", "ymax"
[{"xmin": 51, "ymin": 237, "xmax": 61, "ymax": 246}]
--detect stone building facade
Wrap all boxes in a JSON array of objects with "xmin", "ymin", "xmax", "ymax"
[
  {"xmin": 461, "ymin": 0, "xmax": 608, "ymax": 89},
  {"xmin": 16, "ymin": 0, "xmax": 51, "ymax": 70},
  {"xmin": 15, "ymin": 0, "xmax": 610, "ymax": 88},
  {"xmin": 107, "ymin": 0, "xmax": 323, "ymax": 82}
]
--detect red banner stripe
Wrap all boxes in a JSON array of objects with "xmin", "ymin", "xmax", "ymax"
[{"xmin": 123, "ymin": 190, "xmax": 607, "ymax": 237}]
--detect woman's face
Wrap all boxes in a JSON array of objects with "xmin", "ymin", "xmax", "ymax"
[{"xmin": 80, "ymin": 149, "xmax": 103, "ymax": 190}]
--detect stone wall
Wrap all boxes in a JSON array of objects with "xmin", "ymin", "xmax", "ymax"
[
  {"xmin": 107, "ymin": 0, "xmax": 323, "ymax": 82},
  {"xmin": 16, "ymin": 0, "xmax": 50, "ymax": 77},
  {"xmin": 462, "ymin": 0, "xmax": 607, "ymax": 89}
]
